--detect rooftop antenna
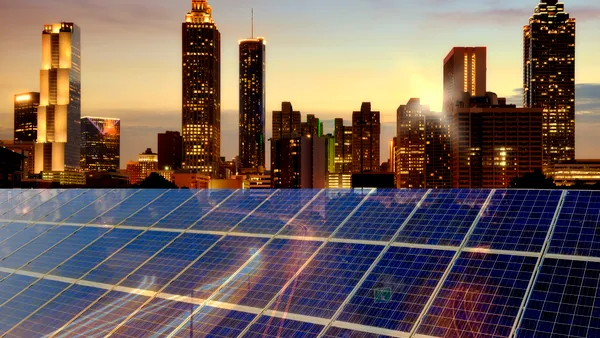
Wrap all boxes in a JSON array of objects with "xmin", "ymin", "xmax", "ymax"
[{"xmin": 251, "ymin": 8, "xmax": 254, "ymax": 38}]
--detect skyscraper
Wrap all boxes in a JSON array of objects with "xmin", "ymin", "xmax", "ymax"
[
  {"xmin": 352, "ymin": 102, "xmax": 380, "ymax": 173},
  {"xmin": 272, "ymin": 102, "xmax": 301, "ymax": 140},
  {"xmin": 239, "ymin": 35, "xmax": 266, "ymax": 172},
  {"xmin": 182, "ymin": 0, "xmax": 221, "ymax": 177},
  {"xmin": 443, "ymin": 47, "xmax": 487, "ymax": 114},
  {"xmin": 524, "ymin": 0, "xmax": 576, "ymax": 164},
  {"xmin": 35, "ymin": 23, "xmax": 81, "ymax": 173},
  {"xmin": 158, "ymin": 131, "xmax": 183, "ymax": 170},
  {"xmin": 334, "ymin": 118, "xmax": 352, "ymax": 174},
  {"xmin": 14, "ymin": 92, "xmax": 40, "ymax": 143},
  {"xmin": 300, "ymin": 114, "xmax": 323, "ymax": 138},
  {"xmin": 80, "ymin": 117, "xmax": 120, "ymax": 172},
  {"xmin": 396, "ymin": 99, "xmax": 428, "ymax": 188}
]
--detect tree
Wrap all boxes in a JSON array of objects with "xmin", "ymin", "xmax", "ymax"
[
  {"xmin": 135, "ymin": 173, "xmax": 177, "ymax": 189},
  {"xmin": 510, "ymin": 169, "xmax": 557, "ymax": 189}
]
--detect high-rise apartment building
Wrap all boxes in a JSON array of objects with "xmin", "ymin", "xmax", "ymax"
[
  {"xmin": 272, "ymin": 102, "xmax": 301, "ymax": 141},
  {"xmin": 80, "ymin": 117, "xmax": 120, "ymax": 172},
  {"xmin": 334, "ymin": 118, "xmax": 352, "ymax": 174},
  {"xmin": 524, "ymin": 0, "xmax": 576, "ymax": 164},
  {"xmin": 352, "ymin": 102, "xmax": 380, "ymax": 173},
  {"xmin": 425, "ymin": 113, "xmax": 453, "ymax": 189},
  {"xmin": 301, "ymin": 114, "xmax": 323, "ymax": 138},
  {"xmin": 182, "ymin": 0, "xmax": 221, "ymax": 177},
  {"xmin": 452, "ymin": 93, "xmax": 544, "ymax": 188},
  {"xmin": 443, "ymin": 47, "xmax": 487, "ymax": 114},
  {"xmin": 35, "ymin": 23, "xmax": 81, "ymax": 173},
  {"xmin": 14, "ymin": 92, "xmax": 40, "ymax": 143},
  {"xmin": 239, "ymin": 36, "xmax": 266, "ymax": 171},
  {"xmin": 158, "ymin": 131, "xmax": 183, "ymax": 170}
]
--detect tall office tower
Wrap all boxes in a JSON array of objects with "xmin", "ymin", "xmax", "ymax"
[
  {"xmin": 182, "ymin": 0, "xmax": 221, "ymax": 177},
  {"xmin": 35, "ymin": 23, "xmax": 81, "ymax": 173},
  {"xmin": 425, "ymin": 113, "xmax": 453, "ymax": 189},
  {"xmin": 272, "ymin": 102, "xmax": 301, "ymax": 140},
  {"xmin": 80, "ymin": 117, "xmax": 120, "ymax": 172},
  {"xmin": 334, "ymin": 118, "xmax": 353, "ymax": 173},
  {"xmin": 14, "ymin": 92, "xmax": 40, "ymax": 143},
  {"xmin": 301, "ymin": 114, "xmax": 323, "ymax": 138},
  {"xmin": 352, "ymin": 102, "xmax": 380, "ymax": 173},
  {"xmin": 396, "ymin": 99, "xmax": 428, "ymax": 188},
  {"xmin": 524, "ymin": 0, "xmax": 576, "ymax": 164},
  {"xmin": 443, "ymin": 47, "xmax": 487, "ymax": 114},
  {"xmin": 158, "ymin": 131, "xmax": 183, "ymax": 170},
  {"xmin": 271, "ymin": 136, "xmax": 328, "ymax": 189},
  {"xmin": 239, "ymin": 34, "xmax": 266, "ymax": 171},
  {"xmin": 452, "ymin": 93, "xmax": 544, "ymax": 188}
]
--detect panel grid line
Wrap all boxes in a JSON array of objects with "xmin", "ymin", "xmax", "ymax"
[
  {"xmin": 232, "ymin": 188, "xmax": 377, "ymax": 338},
  {"xmin": 317, "ymin": 189, "xmax": 433, "ymax": 337},
  {"xmin": 508, "ymin": 190, "xmax": 568, "ymax": 338},
  {"xmin": 408, "ymin": 189, "xmax": 497, "ymax": 337},
  {"xmin": 0, "ymin": 190, "xmax": 44, "ymax": 217},
  {"xmin": 164, "ymin": 189, "xmax": 326, "ymax": 338},
  {"xmin": 6, "ymin": 189, "xmax": 66, "ymax": 221}
]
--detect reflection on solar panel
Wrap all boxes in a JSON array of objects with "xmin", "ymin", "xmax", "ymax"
[{"xmin": 0, "ymin": 188, "xmax": 597, "ymax": 338}]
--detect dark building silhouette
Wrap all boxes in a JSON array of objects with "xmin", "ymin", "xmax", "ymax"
[
  {"xmin": 14, "ymin": 92, "xmax": 39, "ymax": 143},
  {"xmin": 272, "ymin": 102, "xmax": 301, "ymax": 141},
  {"xmin": 239, "ymin": 36, "xmax": 266, "ymax": 172},
  {"xmin": 271, "ymin": 136, "xmax": 328, "ymax": 189},
  {"xmin": 182, "ymin": 0, "xmax": 221, "ymax": 177},
  {"xmin": 334, "ymin": 118, "xmax": 352, "ymax": 174},
  {"xmin": 80, "ymin": 117, "xmax": 120, "ymax": 172},
  {"xmin": 524, "ymin": 0, "xmax": 576, "ymax": 164},
  {"xmin": 352, "ymin": 102, "xmax": 380, "ymax": 173},
  {"xmin": 158, "ymin": 131, "xmax": 183, "ymax": 170},
  {"xmin": 300, "ymin": 114, "xmax": 323, "ymax": 138}
]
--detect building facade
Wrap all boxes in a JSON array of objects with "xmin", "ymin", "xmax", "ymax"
[
  {"xmin": 443, "ymin": 47, "xmax": 487, "ymax": 114},
  {"xmin": 547, "ymin": 160, "xmax": 600, "ymax": 186},
  {"xmin": 396, "ymin": 99, "xmax": 428, "ymax": 188},
  {"xmin": 271, "ymin": 136, "xmax": 328, "ymax": 189},
  {"xmin": 272, "ymin": 102, "xmax": 301, "ymax": 141},
  {"xmin": 524, "ymin": 0, "xmax": 576, "ymax": 164},
  {"xmin": 182, "ymin": 0, "xmax": 221, "ymax": 177},
  {"xmin": 334, "ymin": 118, "xmax": 352, "ymax": 174},
  {"xmin": 452, "ymin": 93, "xmax": 544, "ymax": 188},
  {"xmin": 239, "ymin": 37, "xmax": 266, "ymax": 172},
  {"xmin": 352, "ymin": 102, "xmax": 380, "ymax": 173},
  {"xmin": 300, "ymin": 114, "xmax": 323, "ymax": 138},
  {"xmin": 80, "ymin": 117, "xmax": 120, "ymax": 172},
  {"xmin": 158, "ymin": 131, "xmax": 183, "ymax": 170},
  {"xmin": 35, "ymin": 23, "xmax": 81, "ymax": 173},
  {"xmin": 14, "ymin": 92, "xmax": 40, "ymax": 143}
]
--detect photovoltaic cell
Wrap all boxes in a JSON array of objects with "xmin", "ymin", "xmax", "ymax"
[
  {"xmin": 120, "ymin": 189, "xmax": 197, "ymax": 227},
  {"xmin": 322, "ymin": 327, "xmax": 395, "ymax": 338},
  {"xmin": 334, "ymin": 190, "xmax": 425, "ymax": 241},
  {"xmin": 83, "ymin": 230, "xmax": 179, "ymax": 285},
  {"xmin": 0, "ymin": 222, "xmax": 31, "ymax": 245},
  {"xmin": 337, "ymin": 247, "xmax": 455, "ymax": 332},
  {"xmin": 242, "ymin": 316, "xmax": 324, "ymax": 338},
  {"xmin": 416, "ymin": 252, "xmax": 537, "ymax": 338},
  {"xmin": 549, "ymin": 191, "xmax": 600, "ymax": 258},
  {"xmin": 211, "ymin": 239, "xmax": 322, "ymax": 308},
  {"xmin": 173, "ymin": 306, "xmax": 257, "ymax": 338},
  {"xmin": 269, "ymin": 242, "xmax": 383, "ymax": 319},
  {"xmin": 396, "ymin": 190, "xmax": 490, "ymax": 246},
  {"xmin": 234, "ymin": 190, "xmax": 319, "ymax": 235},
  {"xmin": 0, "ymin": 224, "xmax": 52, "ymax": 260},
  {"xmin": 17, "ymin": 189, "xmax": 85, "ymax": 221},
  {"xmin": 21, "ymin": 227, "xmax": 111, "ymax": 274},
  {"xmin": 91, "ymin": 189, "xmax": 165, "ymax": 226},
  {"xmin": 162, "ymin": 236, "xmax": 269, "ymax": 299},
  {"xmin": 0, "ymin": 274, "xmax": 37, "ymax": 304},
  {"xmin": 518, "ymin": 259, "xmax": 600, "ymax": 338},
  {"xmin": 467, "ymin": 190, "xmax": 562, "ymax": 252},
  {"xmin": 2, "ymin": 189, "xmax": 63, "ymax": 220},
  {"xmin": 155, "ymin": 190, "xmax": 233, "ymax": 229},
  {"xmin": 4, "ymin": 285, "xmax": 107, "ymax": 338},
  {"xmin": 281, "ymin": 190, "xmax": 366, "ymax": 238},
  {"xmin": 64, "ymin": 189, "xmax": 139, "ymax": 224},
  {"xmin": 38, "ymin": 189, "xmax": 109, "ymax": 223},
  {"xmin": 0, "ymin": 190, "xmax": 42, "ymax": 215},
  {"xmin": 120, "ymin": 233, "xmax": 220, "ymax": 291}
]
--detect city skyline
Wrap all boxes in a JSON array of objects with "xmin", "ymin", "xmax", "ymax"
[{"xmin": 2, "ymin": 0, "xmax": 600, "ymax": 168}]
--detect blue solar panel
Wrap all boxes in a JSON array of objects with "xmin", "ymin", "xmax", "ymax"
[
  {"xmin": 396, "ymin": 190, "xmax": 490, "ymax": 246},
  {"xmin": 0, "ymin": 274, "xmax": 37, "ymax": 304},
  {"xmin": 334, "ymin": 190, "xmax": 425, "ymax": 241},
  {"xmin": 467, "ymin": 190, "xmax": 562, "ymax": 252},
  {"xmin": 337, "ymin": 247, "xmax": 455, "ymax": 332},
  {"xmin": 173, "ymin": 306, "xmax": 257, "ymax": 338},
  {"xmin": 51, "ymin": 229, "xmax": 142, "ymax": 279},
  {"xmin": 0, "ymin": 224, "xmax": 52, "ymax": 260},
  {"xmin": 83, "ymin": 230, "xmax": 179, "ymax": 285},
  {"xmin": 120, "ymin": 233, "xmax": 219, "ymax": 291},
  {"xmin": 416, "ymin": 252, "xmax": 537, "ymax": 338},
  {"xmin": 212, "ymin": 239, "xmax": 322, "ymax": 308},
  {"xmin": 2, "ymin": 189, "xmax": 63, "ymax": 220},
  {"xmin": 0, "ymin": 190, "xmax": 42, "ymax": 215},
  {"xmin": 549, "ymin": 191, "xmax": 600, "ymax": 258},
  {"xmin": 91, "ymin": 189, "xmax": 165, "ymax": 225},
  {"xmin": 322, "ymin": 327, "xmax": 395, "ymax": 338},
  {"xmin": 3, "ymin": 285, "xmax": 107, "ymax": 338},
  {"xmin": 38, "ymin": 189, "xmax": 109, "ymax": 223},
  {"xmin": 64, "ymin": 190, "xmax": 139, "ymax": 224},
  {"xmin": 0, "ymin": 222, "xmax": 31, "ymax": 244},
  {"xmin": 0, "ymin": 225, "xmax": 79, "ymax": 269},
  {"xmin": 269, "ymin": 242, "xmax": 383, "ymax": 319},
  {"xmin": 281, "ymin": 190, "xmax": 366, "ymax": 238},
  {"xmin": 155, "ymin": 189, "xmax": 233, "ymax": 229},
  {"xmin": 518, "ymin": 258, "xmax": 600, "ymax": 338},
  {"xmin": 242, "ymin": 316, "xmax": 324, "ymax": 338},
  {"xmin": 163, "ymin": 236, "xmax": 269, "ymax": 299},
  {"xmin": 234, "ymin": 190, "xmax": 319, "ymax": 235},
  {"xmin": 120, "ymin": 189, "xmax": 197, "ymax": 227},
  {"xmin": 17, "ymin": 189, "xmax": 85, "ymax": 221}
]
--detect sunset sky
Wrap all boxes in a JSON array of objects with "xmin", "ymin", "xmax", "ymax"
[{"xmin": 1, "ymin": 0, "xmax": 600, "ymax": 168}]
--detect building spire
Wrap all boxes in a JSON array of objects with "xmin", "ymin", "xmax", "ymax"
[
  {"xmin": 251, "ymin": 8, "xmax": 254, "ymax": 38},
  {"xmin": 186, "ymin": 0, "xmax": 214, "ymax": 24}
]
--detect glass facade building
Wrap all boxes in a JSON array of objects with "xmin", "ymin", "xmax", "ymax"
[
  {"xmin": 352, "ymin": 102, "xmax": 380, "ymax": 173},
  {"xmin": 80, "ymin": 117, "xmax": 120, "ymax": 172},
  {"xmin": 14, "ymin": 92, "xmax": 40, "ymax": 143}
]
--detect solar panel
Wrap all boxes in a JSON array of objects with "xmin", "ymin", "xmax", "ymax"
[{"xmin": 0, "ymin": 188, "xmax": 598, "ymax": 338}]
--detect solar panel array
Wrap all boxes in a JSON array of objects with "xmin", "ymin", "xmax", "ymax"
[{"xmin": 0, "ymin": 188, "xmax": 598, "ymax": 338}]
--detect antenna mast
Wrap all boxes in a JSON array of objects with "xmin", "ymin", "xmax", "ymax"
[{"xmin": 251, "ymin": 8, "xmax": 254, "ymax": 38}]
